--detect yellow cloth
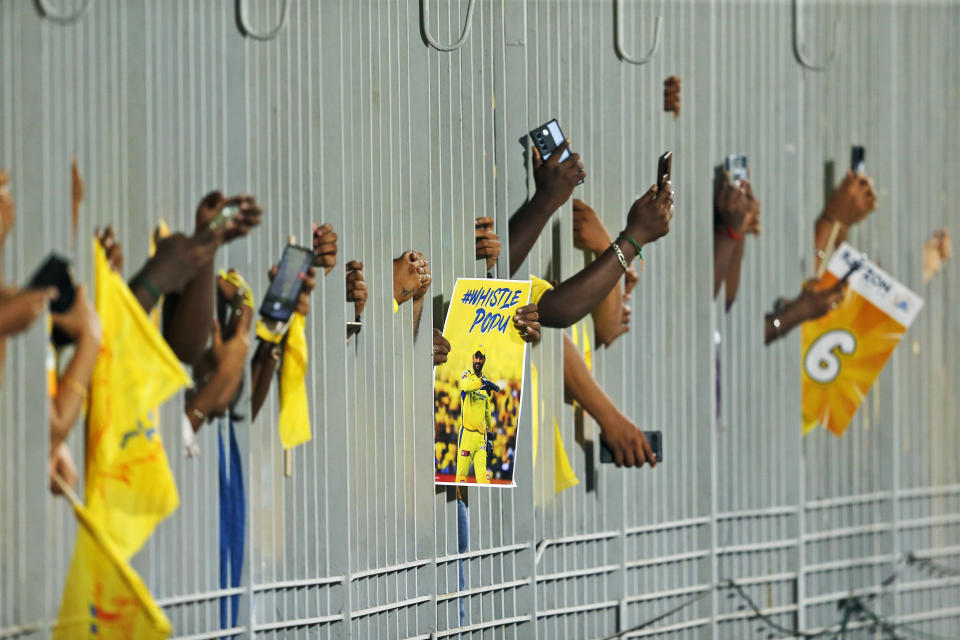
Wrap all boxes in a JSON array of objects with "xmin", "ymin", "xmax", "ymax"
[
  {"xmin": 456, "ymin": 426, "xmax": 489, "ymax": 484},
  {"xmin": 393, "ymin": 298, "xmax": 399, "ymax": 314},
  {"xmin": 217, "ymin": 269, "xmax": 256, "ymax": 309},
  {"xmin": 256, "ymin": 319, "xmax": 285, "ymax": 344},
  {"xmin": 554, "ymin": 417, "xmax": 579, "ymax": 493},
  {"xmin": 53, "ymin": 490, "xmax": 171, "ymax": 640},
  {"xmin": 278, "ymin": 312, "xmax": 310, "ymax": 449},
  {"xmin": 458, "ymin": 370, "xmax": 493, "ymax": 431},
  {"xmin": 582, "ymin": 322, "xmax": 593, "ymax": 371},
  {"xmin": 86, "ymin": 242, "xmax": 191, "ymax": 559},
  {"xmin": 529, "ymin": 275, "xmax": 554, "ymax": 305}
]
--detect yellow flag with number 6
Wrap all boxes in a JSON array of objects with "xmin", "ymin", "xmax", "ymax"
[{"xmin": 801, "ymin": 244, "xmax": 922, "ymax": 436}]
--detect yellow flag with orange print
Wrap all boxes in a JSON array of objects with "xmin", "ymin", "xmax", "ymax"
[
  {"xmin": 802, "ymin": 243, "xmax": 923, "ymax": 436},
  {"xmin": 87, "ymin": 241, "xmax": 191, "ymax": 558},
  {"xmin": 53, "ymin": 491, "xmax": 171, "ymax": 640}
]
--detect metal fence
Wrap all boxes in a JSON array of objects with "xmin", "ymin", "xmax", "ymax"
[{"xmin": 1, "ymin": 0, "xmax": 958, "ymax": 638}]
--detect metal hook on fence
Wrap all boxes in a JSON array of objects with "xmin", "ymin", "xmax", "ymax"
[
  {"xmin": 614, "ymin": 0, "xmax": 662, "ymax": 66},
  {"xmin": 420, "ymin": 0, "xmax": 477, "ymax": 52},
  {"xmin": 792, "ymin": 0, "xmax": 840, "ymax": 71},
  {"xmin": 237, "ymin": 0, "xmax": 290, "ymax": 42},
  {"xmin": 35, "ymin": 0, "xmax": 93, "ymax": 25}
]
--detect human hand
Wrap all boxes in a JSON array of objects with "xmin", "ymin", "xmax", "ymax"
[
  {"xmin": 512, "ymin": 303, "xmax": 541, "ymax": 343},
  {"xmin": 573, "ymin": 199, "xmax": 611, "ymax": 253},
  {"xmin": 532, "ymin": 139, "xmax": 585, "ymax": 211},
  {"xmin": 0, "ymin": 170, "xmax": 14, "ymax": 247},
  {"xmin": 346, "ymin": 260, "xmax": 368, "ymax": 317},
  {"xmin": 625, "ymin": 182, "xmax": 674, "ymax": 246},
  {"xmin": 393, "ymin": 250, "xmax": 430, "ymax": 304},
  {"xmin": 714, "ymin": 175, "xmax": 755, "ymax": 236},
  {"xmin": 0, "ymin": 287, "xmax": 55, "ymax": 337},
  {"xmin": 211, "ymin": 304, "xmax": 253, "ymax": 385},
  {"xmin": 194, "ymin": 191, "xmax": 263, "ymax": 242},
  {"xmin": 474, "ymin": 217, "xmax": 501, "ymax": 270},
  {"xmin": 312, "ymin": 223, "xmax": 338, "ymax": 274},
  {"xmin": 599, "ymin": 413, "xmax": 656, "ymax": 468},
  {"xmin": 96, "ymin": 225, "xmax": 125, "ymax": 272},
  {"xmin": 269, "ymin": 263, "xmax": 316, "ymax": 317},
  {"xmin": 49, "ymin": 442, "xmax": 78, "ymax": 496},
  {"xmin": 481, "ymin": 378, "xmax": 501, "ymax": 393},
  {"xmin": 50, "ymin": 285, "xmax": 102, "ymax": 344},
  {"xmin": 432, "ymin": 328, "xmax": 451, "ymax": 366},
  {"xmin": 794, "ymin": 279, "xmax": 845, "ymax": 321},
  {"xmin": 823, "ymin": 170, "xmax": 877, "ymax": 227}
]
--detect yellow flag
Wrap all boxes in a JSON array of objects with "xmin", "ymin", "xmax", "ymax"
[
  {"xmin": 801, "ymin": 244, "xmax": 922, "ymax": 436},
  {"xmin": 553, "ymin": 417, "xmax": 579, "ymax": 493},
  {"xmin": 54, "ymin": 492, "xmax": 171, "ymax": 639},
  {"xmin": 279, "ymin": 312, "xmax": 310, "ymax": 449},
  {"xmin": 87, "ymin": 241, "xmax": 191, "ymax": 558}
]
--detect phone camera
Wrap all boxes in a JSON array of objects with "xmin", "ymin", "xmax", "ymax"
[{"xmin": 541, "ymin": 129, "xmax": 549, "ymax": 136}]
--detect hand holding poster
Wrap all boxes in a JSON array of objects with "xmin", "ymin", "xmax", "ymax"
[
  {"xmin": 802, "ymin": 243, "xmax": 923, "ymax": 436},
  {"xmin": 434, "ymin": 279, "xmax": 531, "ymax": 487}
]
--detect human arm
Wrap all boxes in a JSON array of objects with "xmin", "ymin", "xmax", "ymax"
[
  {"xmin": 163, "ymin": 192, "xmax": 263, "ymax": 364},
  {"xmin": 0, "ymin": 170, "xmax": 14, "ymax": 279},
  {"xmin": 459, "ymin": 371, "xmax": 484, "ymax": 392},
  {"xmin": 573, "ymin": 198, "xmax": 631, "ymax": 345},
  {"xmin": 185, "ymin": 305, "xmax": 253, "ymax": 433},
  {"xmin": 713, "ymin": 175, "xmax": 759, "ymax": 306},
  {"xmin": 814, "ymin": 170, "xmax": 877, "ymax": 271},
  {"xmin": 49, "ymin": 286, "xmax": 102, "ymax": 452},
  {"xmin": 538, "ymin": 184, "xmax": 673, "ymax": 328},
  {"xmin": 508, "ymin": 141, "xmax": 585, "ymax": 275},
  {"xmin": 562, "ymin": 331, "xmax": 654, "ymax": 468},
  {"xmin": 764, "ymin": 280, "xmax": 845, "ymax": 345}
]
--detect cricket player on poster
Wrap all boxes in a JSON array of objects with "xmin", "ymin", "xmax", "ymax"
[{"xmin": 434, "ymin": 278, "xmax": 532, "ymax": 487}]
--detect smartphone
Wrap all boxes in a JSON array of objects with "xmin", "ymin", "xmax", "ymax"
[
  {"xmin": 657, "ymin": 152, "xmax": 672, "ymax": 191},
  {"xmin": 27, "ymin": 254, "xmax": 77, "ymax": 347},
  {"xmin": 725, "ymin": 154, "xmax": 748, "ymax": 185},
  {"xmin": 217, "ymin": 285, "xmax": 247, "ymax": 341},
  {"xmin": 851, "ymin": 145, "xmax": 866, "ymax": 174},
  {"xmin": 529, "ymin": 119, "xmax": 571, "ymax": 164},
  {"xmin": 208, "ymin": 205, "xmax": 239, "ymax": 231},
  {"xmin": 258, "ymin": 245, "xmax": 314, "ymax": 322},
  {"xmin": 600, "ymin": 430, "xmax": 663, "ymax": 464}
]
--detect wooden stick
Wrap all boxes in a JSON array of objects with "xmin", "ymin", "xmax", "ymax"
[
  {"xmin": 51, "ymin": 470, "xmax": 83, "ymax": 508},
  {"xmin": 284, "ymin": 449, "xmax": 293, "ymax": 477},
  {"xmin": 815, "ymin": 221, "xmax": 843, "ymax": 279}
]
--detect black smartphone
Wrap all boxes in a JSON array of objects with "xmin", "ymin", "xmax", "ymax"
[
  {"xmin": 657, "ymin": 152, "xmax": 672, "ymax": 191},
  {"xmin": 217, "ymin": 285, "xmax": 247, "ymax": 341},
  {"xmin": 529, "ymin": 119, "xmax": 570, "ymax": 163},
  {"xmin": 725, "ymin": 154, "xmax": 748, "ymax": 184},
  {"xmin": 851, "ymin": 145, "xmax": 866, "ymax": 174},
  {"xmin": 600, "ymin": 430, "xmax": 663, "ymax": 464},
  {"xmin": 258, "ymin": 245, "xmax": 314, "ymax": 322},
  {"xmin": 27, "ymin": 254, "xmax": 76, "ymax": 347}
]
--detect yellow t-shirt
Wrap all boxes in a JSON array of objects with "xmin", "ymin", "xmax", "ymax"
[
  {"xmin": 530, "ymin": 275, "xmax": 554, "ymax": 305},
  {"xmin": 459, "ymin": 370, "xmax": 493, "ymax": 432}
]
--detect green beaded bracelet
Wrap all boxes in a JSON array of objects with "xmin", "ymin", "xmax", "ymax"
[{"xmin": 617, "ymin": 232, "xmax": 643, "ymax": 262}]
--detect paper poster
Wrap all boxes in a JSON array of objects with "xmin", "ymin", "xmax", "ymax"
[
  {"xmin": 434, "ymin": 278, "xmax": 531, "ymax": 487},
  {"xmin": 802, "ymin": 243, "xmax": 923, "ymax": 436}
]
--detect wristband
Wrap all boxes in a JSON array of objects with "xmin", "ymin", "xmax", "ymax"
[
  {"xmin": 617, "ymin": 232, "xmax": 644, "ymax": 261},
  {"xmin": 716, "ymin": 225, "xmax": 743, "ymax": 242},
  {"xmin": 609, "ymin": 241, "xmax": 629, "ymax": 273},
  {"xmin": 131, "ymin": 272, "xmax": 163, "ymax": 303},
  {"xmin": 60, "ymin": 375, "xmax": 88, "ymax": 401}
]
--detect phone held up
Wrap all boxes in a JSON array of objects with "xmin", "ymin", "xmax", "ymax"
[
  {"xmin": 529, "ymin": 119, "xmax": 583, "ymax": 184},
  {"xmin": 258, "ymin": 244, "xmax": 314, "ymax": 323},
  {"xmin": 725, "ymin": 154, "xmax": 748, "ymax": 185},
  {"xmin": 851, "ymin": 145, "xmax": 866, "ymax": 175},
  {"xmin": 28, "ymin": 253, "xmax": 77, "ymax": 347},
  {"xmin": 657, "ymin": 151, "xmax": 672, "ymax": 192},
  {"xmin": 600, "ymin": 431, "xmax": 663, "ymax": 465}
]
